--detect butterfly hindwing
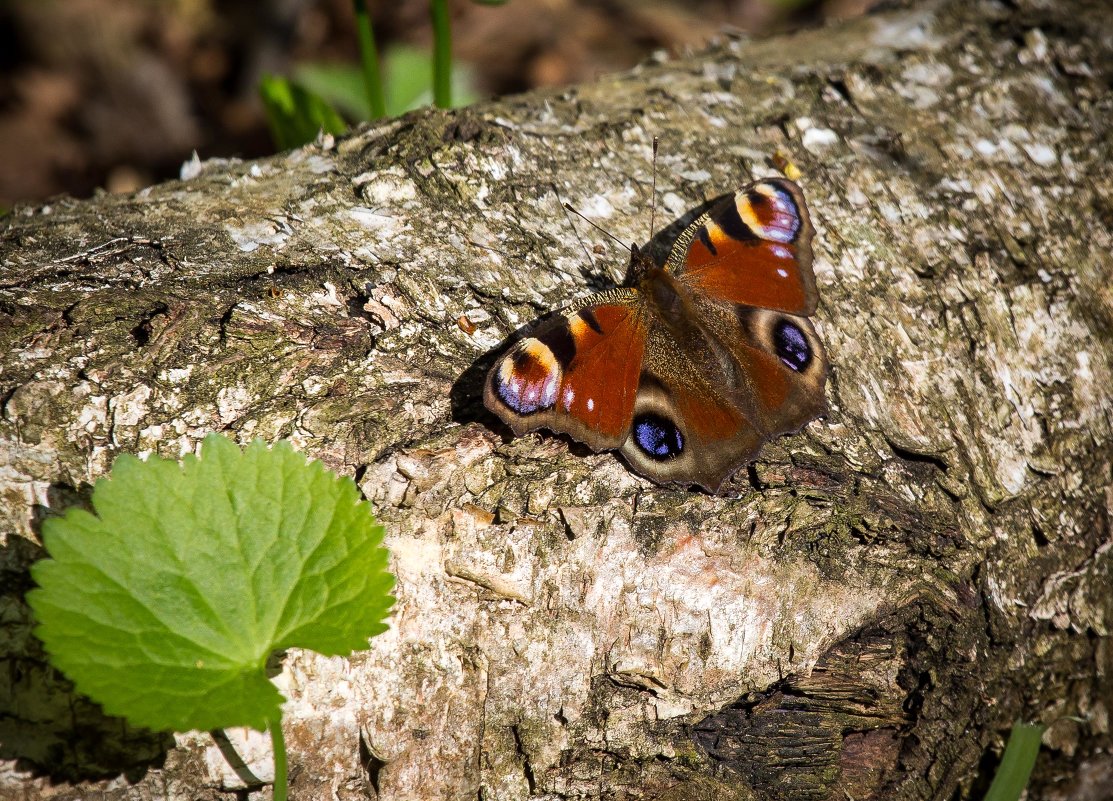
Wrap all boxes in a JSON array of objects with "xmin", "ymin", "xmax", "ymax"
[
  {"xmin": 618, "ymin": 320, "xmax": 765, "ymax": 490},
  {"xmin": 670, "ymin": 178, "xmax": 817, "ymax": 315},
  {"xmin": 617, "ymin": 298, "xmax": 827, "ymax": 491},
  {"xmin": 692, "ymin": 295, "xmax": 828, "ymax": 435},
  {"xmin": 730, "ymin": 306, "xmax": 827, "ymax": 434},
  {"xmin": 484, "ymin": 292, "xmax": 647, "ymax": 452}
]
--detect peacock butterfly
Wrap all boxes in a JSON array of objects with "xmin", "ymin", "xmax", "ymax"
[{"xmin": 483, "ymin": 177, "xmax": 828, "ymax": 491}]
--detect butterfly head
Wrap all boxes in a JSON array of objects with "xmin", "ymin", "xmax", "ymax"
[{"xmin": 623, "ymin": 242, "xmax": 659, "ymax": 286}]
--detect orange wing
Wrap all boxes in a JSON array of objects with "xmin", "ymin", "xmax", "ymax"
[
  {"xmin": 671, "ymin": 178, "xmax": 817, "ymax": 315},
  {"xmin": 484, "ymin": 293, "xmax": 647, "ymax": 451}
]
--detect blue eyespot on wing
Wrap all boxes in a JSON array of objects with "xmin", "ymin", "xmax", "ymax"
[
  {"xmin": 633, "ymin": 413, "xmax": 685, "ymax": 461},
  {"xmin": 772, "ymin": 319, "xmax": 812, "ymax": 372}
]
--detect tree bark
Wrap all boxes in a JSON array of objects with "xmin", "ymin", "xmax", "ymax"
[{"xmin": 2, "ymin": 0, "xmax": 1111, "ymax": 799}]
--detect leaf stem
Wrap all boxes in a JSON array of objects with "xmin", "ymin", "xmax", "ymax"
[
  {"xmin": 270, "ymin": 716, "xmax": 288, "ymax": 801},
  {"xmin": 983, "ymin": 722, "xmax": 1044, "ymax": 801},
  {"xmin": 430, "ymin": 0, "xmax": 452, "ymax": 108},
  {"xmin": 352, "ymin": 0, "xmax": 386, "ymax": 118}
]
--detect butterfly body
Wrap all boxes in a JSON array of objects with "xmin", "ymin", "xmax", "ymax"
[{"xmin": 483, "ymin": 178, "xmax": 828, "ymax": 491}]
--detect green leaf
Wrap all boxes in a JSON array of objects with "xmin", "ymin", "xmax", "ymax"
[
  {"xmin": 294, "ymin": 63, "xmax": 377, "ymax": 120},
  {"xmin": 983, "ymin": 721, "xmax": 1044, "ymax": 801},
  {"xmin": 258, "ymin": 75, "xmax": 348, "ymax": 150},
  {"xmin": 294, "ymin": 46, "xmax": 478, "ymax": 120},
  {"xmin": 382, "ymin": 45, "xmax": 478, "ymax": 116},
  {"xmin": 28, "ymin": 434, "xmax": 395, "ymax": 733}
]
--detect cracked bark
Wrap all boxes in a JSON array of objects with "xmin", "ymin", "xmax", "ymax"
[{"xmin": 2, "ymin": 0, "xmax": 1112, "ymax": 799}]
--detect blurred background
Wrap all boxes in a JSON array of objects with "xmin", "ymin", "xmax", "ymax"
[{"xmin": 0, "ymin": 0, "xmax": 879, "ymax": 209}]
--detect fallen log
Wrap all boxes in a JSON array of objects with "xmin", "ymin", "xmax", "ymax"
[{"xmin": 1, "ymin": 0, "xmax": 1111, "ymax": 798}]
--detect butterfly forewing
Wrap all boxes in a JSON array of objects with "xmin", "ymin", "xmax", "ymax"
[
  {"xmin": 670, "ymin": 178, "xmax": 818, "ymax": 315},
  {"xmin": 484, "ymin": 292, "xmax": 647, "ymax": 452}
]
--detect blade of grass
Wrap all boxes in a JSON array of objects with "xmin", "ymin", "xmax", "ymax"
[
  {"xmin": 353, "ymin": 0, "xmax": 386, "ymax": 119},
  {"xmin": 983, "ymin": 722, "xmax": 1044, "ymax": 801},
  {"xmin": 430, "ymin": 0, "xmax": 452, "ymax": 108}
]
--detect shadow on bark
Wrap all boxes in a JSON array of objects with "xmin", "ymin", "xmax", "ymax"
[{"xmin": 0, "ymin": 488, "xmax": 173, "ymax": 783}]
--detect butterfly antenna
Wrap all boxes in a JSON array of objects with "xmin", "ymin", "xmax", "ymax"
[
  {"xmin": 562, "ymin": 202, "xmax": 632, "ymax": 254},
  {"xmin": 648, "ymin": 136, "xmax": 659, "ymax": 242},
  {"xmin": 466, "ymin": 239, "xmax": 511, "ymax": 258},
  {"xmin": 553, "ymin": 184, "xmax": 599, "ymax": 270}
]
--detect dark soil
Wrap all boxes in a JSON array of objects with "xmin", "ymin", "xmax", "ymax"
[{"xmin": 0, "ymin": 0, "xmax": 877, "ymax": 208}]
